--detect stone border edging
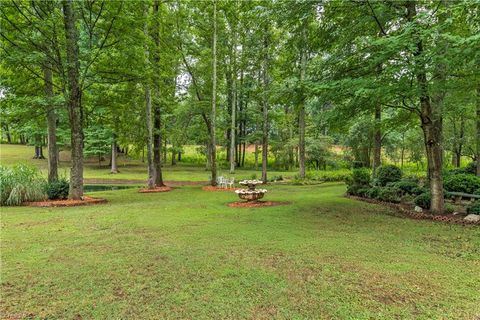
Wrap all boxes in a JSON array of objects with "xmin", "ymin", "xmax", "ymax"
[{"xmin": 347, "ymin": 195, "xmax": 479, "ymax": 225}]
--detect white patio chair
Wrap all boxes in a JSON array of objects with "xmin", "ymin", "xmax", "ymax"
[{"xmin": 227, "ymin": 177, "xmax": 234, "ymax": 189}]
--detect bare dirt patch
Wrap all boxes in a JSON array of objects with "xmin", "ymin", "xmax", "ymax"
[
  {"xmin": 228, "ymin": 201, "xmax": 290, "ymax": 208},
  {"xmin": 202, "ymin": 186, "xmax": 240, "ymax": 192},
  {"xmin": 138, "ymin": 186, "xmax": 173, "ymax": 193},
  {"xmin": 27, "ymin": 196, "xmax": 107, "ymax": 207}
]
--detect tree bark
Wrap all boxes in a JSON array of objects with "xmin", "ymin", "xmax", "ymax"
[
  {"xmin": 152, "ymin": 0, "xmax": 164, "ymax": 187},
  {"xmin": 43, "ymin": 62, "xmax": 58, "ymax": 183},
  {"xmin": 373, "ymin": 105, "xmax": 381, "ymax": 172},
  {"xmin": 62, "ymin": 0, "xmax": 83, "ymax": 200},
  {"xmin": 144, "ymin": 2, "xmax": 155, "ymax": 189},
  {"xmin": 210, "ymin": 0, "xmax": 218, "ymax": 186},
  {"xmin": 298, "ymin": 23, "xmax": 307, "ymax": 179},
  {"xmin": 407, "ymin": 1, "xmax": 444, "ymax": 214},
  {"xmin": 476, "ymin": 84, "xmax": 480, "ymax": 176},
  {"xmin": 229, "ymin": 43, "xmax": 237, "ymax": 174},
  {"xmin": 254, "ymin": 142, "xmax": 259, "ymax": 170},
  {"xmin": 110, "ymin": 133, "xmax": 119, "ymax": 174},
  {"xmin": 261, "ymin": 30, "xmax": 269, "ymax": 184}
]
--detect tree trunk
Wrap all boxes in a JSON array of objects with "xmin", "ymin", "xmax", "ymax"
[
  {"xmin": 476, "ymin": 84, "xmax": 480, "ymax": 176},
  {"xmin": 152, "ymin": 0, "xmax": 164, "ymax": 187},
  {"xmin": 373, "ymin": 105, "xmax": 381, "ymax": 172},
  {"xmin": 144, "ymin": 2, "xmax": 155, "ymax": 189},
  {"xmin": 210, "ymin": 0, "xmax": 218, "ymax": 186},
  {"xmin": 3, "ymin": 124, "xmax": 12, "ymax": 143},
  {"xmin": 407, "ymin": 1, "xmax": 444, "ymax": 214},
  {"xmin": 171, "ymin": 145, "xmax": 176, "ymax": 165},
  {"xmin": 229, "ymin": 46, "xmax": 237, "ymax": 174},
  {"xmin": 298, "ymin": 23, "xmax": 307, "ymax": 179},
  {"xmin": 62, "ymin": 0, "xmax": 83, "ymax": 200},
  {"xmin": 261, "ymin": 30, "xmax": 269, "ymax": 184},
  {"xmin": 254, "ymin": 142, "xmax": 259, "ymax": 170},
  {"xmin": 111, "ymin": 133, "xmax": 119, "ymax": 174}
]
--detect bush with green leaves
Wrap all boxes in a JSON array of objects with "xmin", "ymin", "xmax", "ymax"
[
  {"xmin": 0, "ymin": 165, "xmax": 47, "ymax": 206},
  {"xmin": 414, "ymin": 192, "xmax": 431, "ymax": 209},
  {"xmin": 387, "ymin": 179, "xmax": 419, "ymax": 195},
  {"xmin": 366, "ymin": 186, "xmax": 381, "ymax": 199},
  {"xmin": 448, "ymin": 162, "xmax": 477, "ymax": 176},
  {"xmin": 443, "ymin": 174, "xmax": 480, "ymax": 194},
  {"xmin": 45, "ymin": 179, "xmax": 69, "ymax": 200},
  {"xmin": 466, "ymin": 201, "xmax": 480, "ymax": 215},
  {"xmin": 377, "ymin": 186, "xmax": 402, "ymax": 203},
  {"xmin": 375, "ymin": 165, "xmax": 402, "ymax": 186},
  {"xmin": 347, "ymin": 168, "xmax": 370, "ymax": 186}
]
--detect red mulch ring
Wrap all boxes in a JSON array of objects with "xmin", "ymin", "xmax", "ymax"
[
  {"xmin": 228, "ymin": 201, "xmax": 290, "ymax": 208},
  {"xmin": 138, "ymin": 186, "xmax": 173, "ymax": 193},
  {"xmin": 202, "ymin": 186, "xmax": 241, "ymax": 192},
  {"xmin": 27, "ymin": 196, "xmax": 107, "ymax": 207}
]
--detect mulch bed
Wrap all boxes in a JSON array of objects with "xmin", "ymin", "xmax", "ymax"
[
  {"xmin": 202, "ymin": 186, "xmax": 241, "ymax": 192},
  {"xmin": 138, "ymin": 186, "xmax": 173, "ymax": 193},
  {"xmin": 27, "ymin": 196, "xmax": 107, "ymax": 207},
  {"xmin": 228, "ymin": 201, "xmax": 290, "ymax": 208},
  {"xmin": 347, "ymin": 195, "xmax": 479, "ymax": 225}
]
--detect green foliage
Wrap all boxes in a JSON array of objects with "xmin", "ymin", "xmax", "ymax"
[
  {"xmin": 375, "ymin": 165, "xmax": 402, "ymax": 187},
  {"xmin": 366, "ymin": 186, "xmax": 381, "ymax": 199},
  {"xmin": 387, "ymin": 179, "xmax": 420, "ymax": 196},
  {"xmin": 347, "ymin": 168, "xmax": 370, "ymax": 186},
  {"xmin": 45, "ymin": 179, "xmax": 69, "ymax": 200},
  {"xmin": 443, "ymin": 174, "xmax": 480, "ymax": 194},
  {"xmin": 414, "ymin": 193, "xmax": 431, "ymax": 210},
  {"xmin": 466, "ymin": 201, "xmax": 480, "ymax": 215},
  {"xmin": 0, "ymin": 165, "xmax": 46, "ymax": 206},
  {"xmin": 377, "ymin": 186, "xmax": 402, "ymax": 203},
  {"xmin": 449, "ymin": 162, "xmax": 477, "ymax": 176}
]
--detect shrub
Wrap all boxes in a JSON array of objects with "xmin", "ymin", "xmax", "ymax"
[
  {"xmin": 366, "ymin": 186, "xmax": 381, "ymax": 199},
  {"xmin": 378, "ymin": 186, "xmax": 402, "ymax": 203},
  {"xmin": 346, "ymin": 184, "xmax": 363, "ymax": 196},
  {"xmin": 352, "ymin": 161, "xmax": 366, "ymax": 169},
  {"xmin": 443, "ymin": 174, "xmax": 480, "ymax": 194},
  {"xmin": 348, "ymin": 168, "xmax": 370, "ymax": 186},
  {"xmin": 357, "ymin": 187, "xmax": 371, "ymax": 198},
  {"xmin": 414, "ymin": 192, "xmax": 431, "ymax": 209},
  {"xmin": 388, "ymin": 179, "xmax": 419, "ymax": 195},
  {"xmin": 375, "ymin": 165, "xmax": 402, "ymax": 186},
  {"xmin": 0, "ymin": 165, "xmax": 47, "ymax": 206},
  {"xmin": 474, "ymin": 189, "xmax": 480, "ymax": 196},
  {"xmin": 467, "ymin": 201, "xmax": 480, "ymax": 215},
  {"xmin": 45, "ymin": 179, "xmax": 69, "ymax": 200},
  {"xmin": 448, "ymin": 162, "xmax": 477, "ymax": 176}
]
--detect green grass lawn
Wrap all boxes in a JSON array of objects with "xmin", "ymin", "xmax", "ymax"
[
  {"xmin": 2, "ymin": 183, "xmax": 479, "ymax": 319},
  {"xmin": 0, "ymin": 144, "xmax": 295, "ymax": 182}
]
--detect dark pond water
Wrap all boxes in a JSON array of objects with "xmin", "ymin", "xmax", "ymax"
[{"xmin": 84, "ymin": 185, "xmax": 136, "ymax": 192}]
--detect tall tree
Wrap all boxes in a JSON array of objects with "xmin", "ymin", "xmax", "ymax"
[{"xmin": 62, "ymin": 0, "xmax": 83, "ymax": 199}]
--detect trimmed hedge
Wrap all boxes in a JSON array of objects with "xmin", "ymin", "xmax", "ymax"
[{"xmin": 414, "ymin": 192, "xmax": 431, "ymax": 209}]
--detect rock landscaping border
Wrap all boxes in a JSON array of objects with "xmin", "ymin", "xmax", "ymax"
[{"xmin": 347, "ymin": 195, "xmax": 479, "ymax": 225}]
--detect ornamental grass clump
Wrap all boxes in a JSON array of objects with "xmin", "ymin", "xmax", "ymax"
[{"xmin": 0, "ymin": 165, "xmax": 47, "ymax": 206}]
